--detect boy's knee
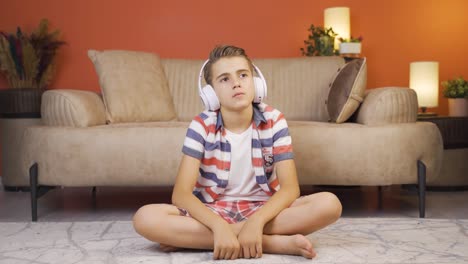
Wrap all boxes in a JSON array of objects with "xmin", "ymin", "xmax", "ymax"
[
  {"xmin": 323, "ymin": 192, "xmax": 342, "ymax": 220},
  {"xmin": 313, "ymin": 192, "xmax": 342, "ymax": 221},
  {"xmin": 133, "ymin": 205, "xmax": 152, "ymax": 235},
  {"xmin": 133, "ymin": 204, "xmax": 173, "ymax": 235}
]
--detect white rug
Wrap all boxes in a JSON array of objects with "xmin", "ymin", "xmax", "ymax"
[{"xmin": 0, "ymin": 218, "xmax": 467, "ymax": 264}]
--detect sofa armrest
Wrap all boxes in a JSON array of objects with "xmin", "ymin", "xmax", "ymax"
[
  {"xmin": 355, "ymin": 87, "xmax": 418, "ymax": 125},
  {"xmin": 41, "ymin": 89, "xmax": 106, "ymax": 127}
]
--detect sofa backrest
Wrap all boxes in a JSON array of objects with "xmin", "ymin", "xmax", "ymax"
[{"xmin": 161, "ymin": 56, "xmax": 345, "ymax": 122}]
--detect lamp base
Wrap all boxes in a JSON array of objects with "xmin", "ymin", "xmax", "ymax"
[
  {"xmin": 418, "ymin": 107, "xmax": 437, "ymax": 117},
  {"xmin": 418, "ymin": 112, "xmax": 437, "ymax": 117}
]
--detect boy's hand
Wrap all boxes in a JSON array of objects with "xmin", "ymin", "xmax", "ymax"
[
  {"xmin": 212, "ymin": 222, "xmax": 241, "ymax": 260},
  {"xmin": 238, "ymin": 217, "xmax": 264, "ymax": 258}
]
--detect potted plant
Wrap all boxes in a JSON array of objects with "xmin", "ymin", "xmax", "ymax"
[
  {"xmin": 0, "ymin": 19, "xmax": 65, "ymax": 116},
  {"xmin": 442, "ymin": 77, "xmax": 468, "ymax": 116},
  {"xmin": 338, "ymin": 36, "xmax": 363, "ymax": 56},
  {"xmin": 301, "ymin": 24, "xmax": 338, "ymax": 56}
]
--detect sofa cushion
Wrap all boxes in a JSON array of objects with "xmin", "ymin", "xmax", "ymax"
[
  {"xmin": 355, "ymin": 87, "xmax": 418, "ymax": 125},
  {"xmin": 327, "ymin": 58, "xmax": 367, "ymax": 123},
  {"xmin": 88, "ymin": 50, "xmax": 177, "ymax": 123},
  {"xmin": 41, "ymin": 89, "xmax": 107, "ymax": 127}
]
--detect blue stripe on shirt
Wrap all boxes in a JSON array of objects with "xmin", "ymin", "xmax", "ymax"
[
  {"xmin": 182, "ymin": 146, "xmax": 203, "ymax": 160},
  {"xmin": 205, "ymin": 141, "xmax": 231, "ymax": 152},
  {"xmin": 256, "ymin": 175, "xmax": 268, "ymax": 184},
  {"xmin": 186, "ymin": 128, "xmax": 205, "ymax": 145},
  {"xmin": 199, "ymin": 112, "xmax": 209, "ymax": 120},
  {"xmin": 259, "ymin": 138, "xmax": 273, "ymax": 147},
  {"xmin": 252, "ymin": 139, "xmax": 262, "ymax": 148},
  {"xmin": 193, "ymin": 190, "xmax": 206, "ymax": 203},
  {"xmin": 274, "ymin": 152, "xmax": 294, "ymax": 162},
  {"xmin": 200, "ymin": 168, "xmax": 228, "ymax": 187},
  {"xmin": 273, "ymin": 127, "xmax": 289, "ymax": 142}
]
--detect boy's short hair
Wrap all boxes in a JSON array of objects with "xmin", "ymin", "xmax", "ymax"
[{"xmin": 203, "ymin": 45, "xmax": 254, "ymax": 86}]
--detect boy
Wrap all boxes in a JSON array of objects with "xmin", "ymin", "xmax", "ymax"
[{"xmin": 133, "ymin": 45, "xmax": 342, "ymax": 260}]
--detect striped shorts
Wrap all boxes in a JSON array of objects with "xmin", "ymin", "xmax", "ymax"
[{"xmin": 178, "ymin": 200, "xmax": 267, "ymax": 224}]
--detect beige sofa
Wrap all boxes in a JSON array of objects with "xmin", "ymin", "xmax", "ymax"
[{"xmin": 20, "ymin": 54, "xmax": 443, "ymax": 221}]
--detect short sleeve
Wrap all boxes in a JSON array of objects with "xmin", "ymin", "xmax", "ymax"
[
  {"xmin": 182, "ymin": 117, "xmax": 207, "ymax": 160},
  {"xmin": 272, "ymin": 113, "xmax": 294, "ymax": 162}
]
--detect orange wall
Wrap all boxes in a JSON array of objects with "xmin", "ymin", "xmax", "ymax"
[
  {"xmin": 1, "ymin": 0, "xmax": 467, "ymax": 179},
  {"xmin": 1, "ymin": 0, "xmax": 468, "ymax": 114}
]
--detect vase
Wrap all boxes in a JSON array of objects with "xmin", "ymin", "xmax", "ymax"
[
  {"xmin": 0, "ymin": 88, "xmax": 44, "ymax": 117},
  {"xmin": 448, "ymin": 98, "xmax": 468, "ymax": 117},
  {"xmin": 339, "ymin": 42, "xmax": 362, "ymax": 55}
]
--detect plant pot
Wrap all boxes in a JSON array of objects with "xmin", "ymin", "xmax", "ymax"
[
  {"xmin": 0, "ymin": 88, "xmax": 44, "ymax": 117},
  {"xmin": 339, "ymin": 42, "xmax": 362, "ymax": 55},
  {"xmin": 448, "ymin": 98, "xmax": 468, "ymax": 117}
]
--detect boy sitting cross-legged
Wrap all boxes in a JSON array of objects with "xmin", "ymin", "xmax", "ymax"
[{"xmin": 133, "ymin": 45, "xmax": 342, "ymax": 260}]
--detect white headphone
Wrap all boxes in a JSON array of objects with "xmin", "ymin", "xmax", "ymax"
[{"xmin": 198, "ymin": 59, "xmax": 268, "ymax": 111}]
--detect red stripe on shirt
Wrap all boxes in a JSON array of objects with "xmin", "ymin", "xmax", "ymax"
[
  {"xmin": 206, "ymin": 187, "xmax": 219, "ymax": 201},
  {"xmin": 269, "ymin": 178, "xmax": 280, "ymax": 190},
  {"xmin": 273, "ymin": 145, "xmax": 293, "ymax": 155},
  {"xmin": 274, "ymin": 113, "xmax": 285, "ymax": 124},
  {"xmin": 202, "ymin": 157, "xmax": 229, "ymax": 170},
  {"xmin": 194, "ymin": 116, "xmax": 208, "ymax": 132},
  {"xmin": 257, "ymin": 119, "xmax": 275, "ymax": 130},
  {"xmin": 252, "ymin": 157, "xmax": 264, "ymax": 167},
  {"xmin": 264, "ymin": 105, "xmax": 274, "ymax": 112}
]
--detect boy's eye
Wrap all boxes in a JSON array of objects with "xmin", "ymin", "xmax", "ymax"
[
  {"xmin": 220, "ymin": 77, "xmax": 229, "ymax": 82},
  {"xmin": 240, "ymin": 73, "xmax": 249, "ymax": 78}
]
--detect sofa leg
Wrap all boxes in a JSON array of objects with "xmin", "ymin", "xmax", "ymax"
[
  {"xmin": 377, "ymin": 186, "xmax": 383, "ymax": 210},
  {"xmin": 417, "ymin": 160, "xmax": 426, "ymax": 218},
  {"xmin": 92, "ymin": 186, "xmax": 97, "ymax": 199},
  {"xmin": 29, "ymin": 163, "xmax": 55, "ymax": 222},
  {"xmin": 30, "ymin": 163, "xmax": 38, "ymax": 222}
]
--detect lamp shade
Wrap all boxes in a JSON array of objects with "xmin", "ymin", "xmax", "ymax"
[
  {"xmin": 409, "ymin": 61, "xmax": 439, "ymax": 108},
  {"xmin": 324, "ymin": 7, "xmax": 350, "ymax": 49}
]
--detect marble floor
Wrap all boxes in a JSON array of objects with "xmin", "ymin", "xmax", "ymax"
[
  {"xmin": 1, "ymin": 184, "xmax": 468, "ymax": 263},
  {"xmin": 1, "ymin": 218, "xmax": 467, "ymax": 263},
  {"xmin": 0, "ymin": 184, "xmax": 467, "ymax": 221}
]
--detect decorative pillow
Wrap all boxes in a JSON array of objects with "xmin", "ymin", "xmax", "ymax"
[
  {"xmin": 88, "ymin": 50, "xmax": 177, "ymax": 123},
  {"xmin": 326, "ymin": 58, "xmax": 367, "ymax": 123}
]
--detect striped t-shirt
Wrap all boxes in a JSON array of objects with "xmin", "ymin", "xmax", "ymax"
[{"xmin": 182, "ymin": 103, "xmax": 294, "ymax": 203}]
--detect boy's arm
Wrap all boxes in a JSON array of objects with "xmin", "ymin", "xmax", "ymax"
[
  {"xmin": 172, "ymin": 154, "xmax": 226, "ymax": 229},
  {"xmin": 251, "ymin": 110, "xmax": 300, "ymax": 225},
  {"xmin": 172, "ymin": 154, "xmax": 241, "ymax": 259},
  {"xmin": 238, "ymin": 111, "xmax": 300, "ymax": 258},
  {"xmin": 248, "ymin": 159, "xmax": 300, "ymax": 224},
  {"xmin": 237, "ymin": 158, "xmax": 300, "ymax": 258}
]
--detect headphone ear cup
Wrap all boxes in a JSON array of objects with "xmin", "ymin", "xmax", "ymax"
[
  {"xmin": 253, "ymin": 77, "xmax": 266, "ymax": 103},
  {"xmin": 199, "ymin": 85, "xmax": 210, "ymax": 110},
  {"xmin": 201, "ymin": 85, "xmax": 220, "ymax": 111}
]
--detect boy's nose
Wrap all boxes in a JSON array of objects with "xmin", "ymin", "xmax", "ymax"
[{"xmin": 232, "ymin": 77, "xmax": 241, "ymax": 88}]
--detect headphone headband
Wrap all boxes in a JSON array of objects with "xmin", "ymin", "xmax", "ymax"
[{"xmin": 198, "ymin": 59, "xmax": 210, "ymax": 97}]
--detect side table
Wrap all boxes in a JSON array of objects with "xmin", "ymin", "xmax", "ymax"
[
  {"xmin": 417, "ymin": 116, "xmax": 468, "ymax": 188},
  {"xmin": 0, "ymin": 113, "xmax": 42, "ymax": 191},
  {"xmin": 0, "ymin": 88, "xmax": 44, "ymax": 191}
]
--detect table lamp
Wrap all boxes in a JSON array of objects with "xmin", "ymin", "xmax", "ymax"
[
  {"xmin": 324, "ymin": 7, "xmax": 350, "ymax": 50},
  {"xmin": 409, "ymin": 61, "xmax": 439, "ymax": 116}
]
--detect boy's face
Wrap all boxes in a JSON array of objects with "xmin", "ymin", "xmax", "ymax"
[{"xmin": 210, "ymin": 56, "xmax": 255, "ymax": 112}]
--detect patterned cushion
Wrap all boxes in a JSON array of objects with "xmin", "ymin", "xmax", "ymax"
[{"xmin": 327, "ymin": 58, "xmax": 367, "ymax": 123}]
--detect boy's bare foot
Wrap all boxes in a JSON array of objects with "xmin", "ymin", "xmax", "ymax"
[
  {"xmin": 263, "ymin": 234, "xmax": 316, "ymax": 259},
  {"xmin": 159, "ymin": 243, "xmax": 181, "ymax": 252}
]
